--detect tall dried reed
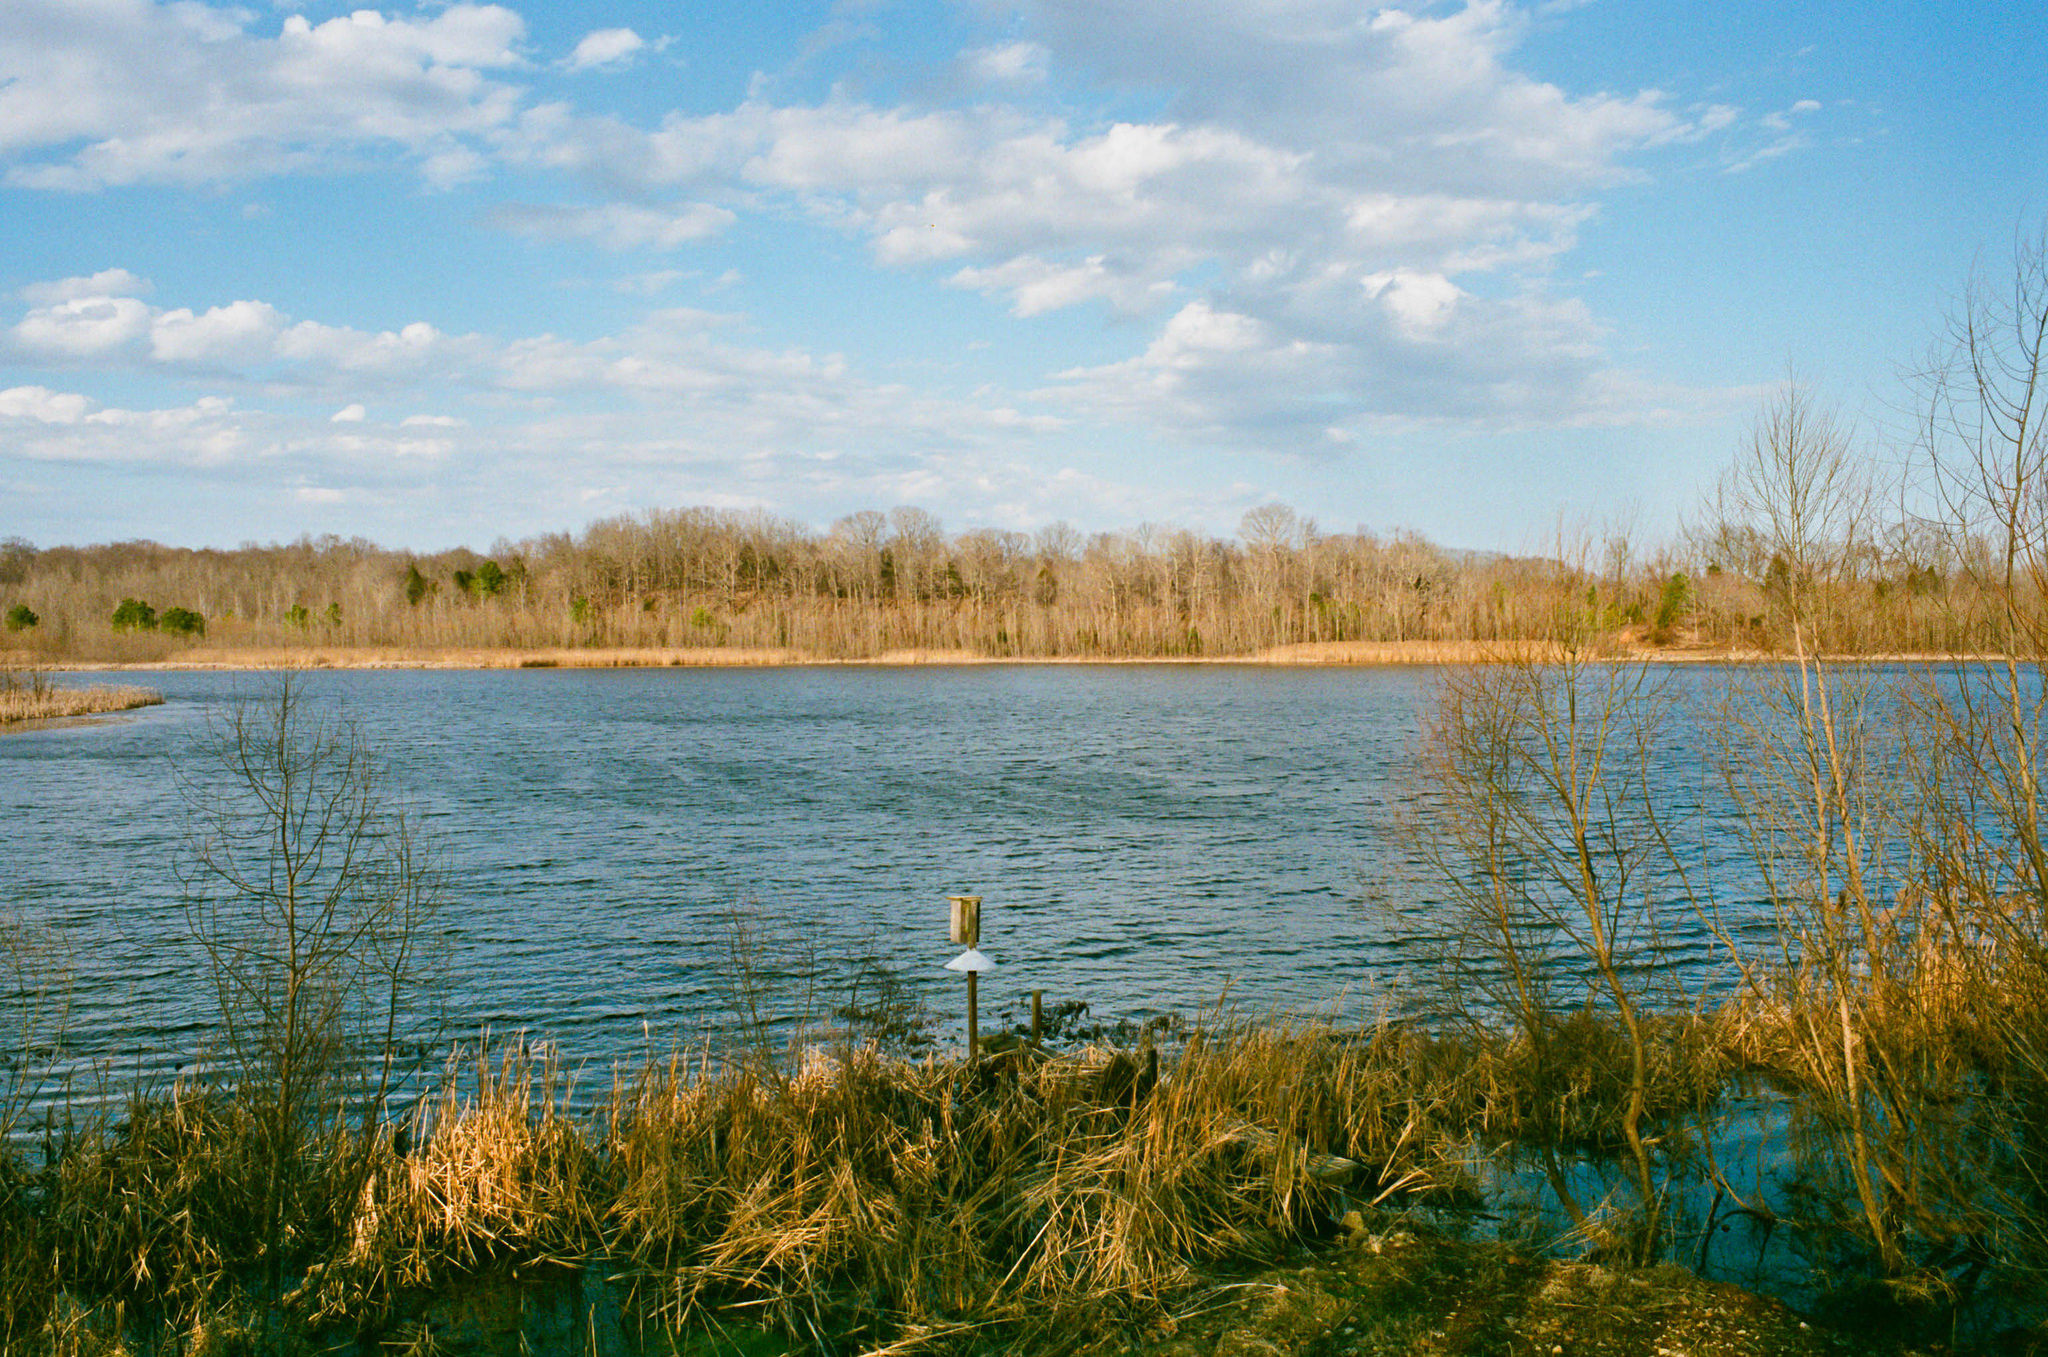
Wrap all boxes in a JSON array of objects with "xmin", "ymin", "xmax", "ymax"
[{"xmin": 0, "ymin": 667, "xmax": 160, "ymax": 724}]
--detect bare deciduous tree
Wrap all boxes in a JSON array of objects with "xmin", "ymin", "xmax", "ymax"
[
  {"xmin": 1421, "ymin": 539, "xmax": 1690, "ymax": 1262},
  {"xmin": 178, "ymin": 672, "xmax": 442, "ymax": 1315}
]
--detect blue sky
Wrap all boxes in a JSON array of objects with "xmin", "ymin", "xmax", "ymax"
[{"xmin": 1, "ymin": 0, "xmax": 2041, "ymax": 553}]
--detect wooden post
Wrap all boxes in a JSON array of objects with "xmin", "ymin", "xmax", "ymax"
[
  {"xmin": 1031, "ymin": 989, "xmax": 1043, "ymax": 1049},
  {"xmin": 946, "ymin": 895, "xmax": 988, "ymax": 1064},
  {"xmin": 967, "ymin": 970, "xmax": 979, "ymax": 1063}
]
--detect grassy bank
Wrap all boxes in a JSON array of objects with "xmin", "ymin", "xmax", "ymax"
[
  {"xmin": 0, "ymin": 668, "xmax": 161, "ymax": 725},
  {"xmin": 3, "ymin": 985, "xmax": 2043, "ymax": 1356}
]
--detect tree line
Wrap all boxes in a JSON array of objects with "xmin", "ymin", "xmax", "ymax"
[{"xmin": 0, "ymin": 488, "xmax": 2026, "ymax": 663}]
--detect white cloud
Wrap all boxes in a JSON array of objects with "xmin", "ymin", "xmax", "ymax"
[
  {"xmin": 949, "ymin": 255, "xmax": 1179, "ymax": 317},
  {"xmin": 0, "ymin": 280, "xmax": 994, "ymax": 478},
  {"xmin": 150, "ymin": 300, "xmax": 287, "ymax": 364},
  {"xmin": 275, "ymin": 319, "xmax": 478, "ymax": 378},
  {"xmin": 1361, "ymin": 269, "xmax": 1463, "ymax": 338},
  {"xmin": 565, "ymin": 27, "xmax": 644, "ymax": 72},
  {"xmin": 0, "ymin": 1, "xmax": 526, "ymax": 189},
  {"xmin": 967, "ymin": 41, "xmax": 1049, "ymax": 86},
  {"xmin": 0, "ymin": 391, "xmax": 248, "ymax": 463},
  {"xmin": 0, "ymin": 383, "xmax": 94, "ymax": 422},
  {"xmin": 1004, "ymin": 0, "xmax": 1677, "ymax": 194},
  {"xmin": 12, "ymin": 295, "xmax": 152, "ymax": 357},
  {"xmin": 476, "ymin": 0, "xmax": 1741, "ymax": 435},
  {"xmin": 0, "ymin": 0, "xmax": 1759, "ymax": 499},
  {"xmin": 20, "ymin": 269, "xmax": 153, "ymax": 305},
  {"xmin": 5, "ymin": 282, "xmax": 504, "ymax": 392},
  {"xmin": 1042, "ymin": 280, "xmax": 1691, "ymax": 442}
]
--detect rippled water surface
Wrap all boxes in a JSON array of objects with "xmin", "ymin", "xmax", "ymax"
[{"xmin": 6, "ymin": 665, "xmax": 1745, "ymax": 1084}]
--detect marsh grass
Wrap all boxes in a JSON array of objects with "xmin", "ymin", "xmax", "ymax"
[
  {"xmin": 0, "ymin": 668, "xmax": 161, "ymax": 725},
  {"xmin": 3, "ymin": 974, "xmax": 2044, "ymax": 1353},
  {"xmin": 0, "ymin": 1018, "xmax": 1482, "ymax": 1353},
  {"xmin": 1, "ymin": 863, "xmax": 2041, "ymax": 1353}
]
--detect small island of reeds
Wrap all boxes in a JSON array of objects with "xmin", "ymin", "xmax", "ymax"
[{"xmin": 0, "ymin": 667, "xmax": 161, "ymax": 726}]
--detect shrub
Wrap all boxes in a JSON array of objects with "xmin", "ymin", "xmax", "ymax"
[
  {"xmin": 402, "ymin": 564, "xmax": 430, "ymax": 606},
  {"xmin": 285, "ymin": 604, "xmax": 309, "ymax": 629},
  {"xmin": 160, "ymin": 607, "xmax": 206, "ymax": 639},
  {"xmin": 2, "ymin": 604, "xmax": 34, "ymax": 632},
  {"xmin": 324, "ymin": 602, "xmax": 342, "ymax": 626},
  {"xmin": 111, "ymin": 597, "xmax": 157, "ymax": 632},
  {"xmin": 454, "ymin": 561, "xmax": 507, "ymax": 600},
  {"xmin": 1653, "ymin": 572, "xmax": 1692, "ymax": 632}
]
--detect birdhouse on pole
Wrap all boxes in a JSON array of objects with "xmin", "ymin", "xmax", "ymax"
[
  {"xmin": 948, "ymin": 895, "xmax": 981, "ymax": 948},
  {"xmin": 945, "ymin": 895, "xmax": 991, "ymax": 1062}
]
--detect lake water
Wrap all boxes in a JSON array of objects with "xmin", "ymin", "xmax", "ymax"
[{"xmin": 5, "ymin": 664, "xmax": 1746, "ymax": 1095}]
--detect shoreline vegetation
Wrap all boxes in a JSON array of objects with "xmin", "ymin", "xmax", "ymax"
[
  {"xmin": 15, "ymin": 640, "xmax": 2035, "ymax": 673},
  {"xmin": 3, "ymin": 1002, "xmax": 2030, "ymax": 1357},
  {"xmin": 0, "ymin": 668, "xmax": 161, "ymax": 725},
  {"xmin": 0, "ymin": 473, "xmax": 2035, "ymax": 672}
]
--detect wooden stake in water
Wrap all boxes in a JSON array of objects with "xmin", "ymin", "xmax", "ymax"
[{"xmin": 1031, "ymin": 989, "xmax": 1043, "ymax": 1050}]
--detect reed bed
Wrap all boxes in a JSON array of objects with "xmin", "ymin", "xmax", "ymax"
[
  {"xmin": 3, "ymin": 977, "xmax": 2045, "ymax": 1354},
  {"xmin": 0, "ymin": 668, "xmax": 161, "ymax": 725},
  {"xmin": 0, "ymin": 1020, "xmax": 1517, "ymax": 1354}
]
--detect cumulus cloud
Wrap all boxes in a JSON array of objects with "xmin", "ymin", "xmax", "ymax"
[
  {"xmin": 1001, "ymin": 0, "xmax": 1677, "ymax": 194},
  {"xmin": 0, "ymin": 383, "xmax": 94, "ymax": 422},
  {"xmin": 1043, "ymin": 278, "xmax": 1672, "ymax": 443},
  {"xmin": 1361, "ymin": 269, "xmax": 1464, "ymax": 339},
  {"xmin": 473, "ymin": 0, "xmax": 1742, "ymax": 436},
  {"xmin": 0, "ymin": 1, "xmax": 526, "ymax": 189},
  {"xmin": 0, "ymin": 389, "xmax": 248, "ymax": 463},
  {"xmin": 150, "ymin": 300, "xmax": 287, "ymax": 364},
  {"xmin": 13, "ymin": 295, "xmax": 153, "ymax": 357},
  {"xmin": 565, "ymin": 27, "xmax": 644, "ymax": 72},
  {"xmin": 1, "ymin": 283, "xmax": 1071, "ymax": 488},
  {"xmin": 20, "ymin": 269, "xmax": 153, "ymax": 305},
  {"xmin": 0, "ymin": 0, "xmax": 1759, "ymax": 492}
]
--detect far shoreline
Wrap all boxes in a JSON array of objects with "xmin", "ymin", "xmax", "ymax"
[{"xmin": 24, "ymin": 638, "xmax": 2019, "ymax": 672}]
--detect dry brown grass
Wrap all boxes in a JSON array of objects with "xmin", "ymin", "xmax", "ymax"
[
  {"xmin": 2, "ymin": 1021, "xmax": 1481, "ymax": 1352},
  {"xmin": 5, "ymin": 985, "xmax": 2044, "ymax": 1353},
  {"xmin": 0, "ymin": 668, "xmax": 161, "ymax": 724}
]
